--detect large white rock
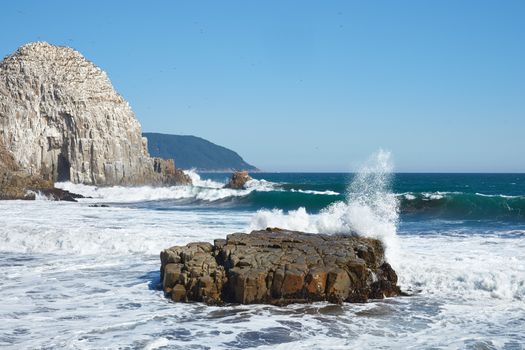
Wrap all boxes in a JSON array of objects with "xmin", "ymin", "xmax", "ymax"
[{"xmin": 0, "ymin": 42, "xmax": 182, "ymax": 185}]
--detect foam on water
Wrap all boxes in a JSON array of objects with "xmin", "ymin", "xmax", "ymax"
[
  {"xmin": 0, "ymin": 200, "xmax": 524, "ymax": 349},
  {"xmin": 55, "ymin": 182, "xmax": 250, "ymax": 204},
  {"xmin": 397, "ymin": 233, "xmax": 525, "ymax": 301},
  {"xmin": 2, "ymin": 162, "xmax": 525, "ymax": 348},
  {"xmin": 249, "ymin": 150, "xmax": 401, "ymax": 266},
  {"xmin": 184, "ymin": 169, "xmax": 225, "ymax": 188},
  {"xmin": 55, "ymin": 171, "xmax": 279, "ymax": 204},
  {"xmin": 245, "ymin": 178, "xmax": 277, "ymax": 192},
  {"xmin": 290, "ymin": 189, "xmax": 340, "ymax": 196}
]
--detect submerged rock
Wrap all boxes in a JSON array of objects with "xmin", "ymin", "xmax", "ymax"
[
  {"xmin": 37, "ymin": 187, "xmax": 85, "ymax": 201},
  {"xmin": 160, "ymin": 228, "xmax": 402, "ymax": 305},
  {"xmin": 224, "ymin": 171, "xmax": 252, "ymax": 189},
  {"xmin": 0, "ymin": 42, "xmax": 190, "ymax": 188}
]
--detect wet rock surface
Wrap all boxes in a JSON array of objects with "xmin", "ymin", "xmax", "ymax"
[
  {"xmin": 36, "ymin": 187, "xmax": 85, "ymax": 201},
  {"xmin": 224, "ymin": 171, "xmax": 252, "ymax": 189},
  {"xmin": 160, "ymin": 228, "xmax": 402, "ymax": 305}
]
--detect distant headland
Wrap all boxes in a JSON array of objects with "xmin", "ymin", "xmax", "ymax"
[{"xmin": 144, "ymin": 132, "xmax": 257, "ymax": 172}]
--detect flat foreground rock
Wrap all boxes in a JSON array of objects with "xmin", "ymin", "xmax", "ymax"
[{"xmin": 160, "ymin": 228, "xmax": 401, "ymax": 305}]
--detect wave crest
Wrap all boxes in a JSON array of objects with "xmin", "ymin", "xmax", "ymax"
[{"xmin": 249, "ymin": 150, "xmax": 401, "ymax": 267}]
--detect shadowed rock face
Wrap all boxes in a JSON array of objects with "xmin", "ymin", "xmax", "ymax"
[
  {"xmin": 160, "ymin": 228, "xmax": 402, "ymax": 305},
  {"xmin": 0, "ymin": 137, "xmax": 82, "ymax": 200},
  {"xmin": 0, "ymin": 136, "xmax": 50, "ymax": 199},
  {"xmin": 0, "ymin": 42, "xmax": 190, "ymax": 186}
]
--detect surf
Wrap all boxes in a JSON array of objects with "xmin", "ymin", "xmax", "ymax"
[{"xmin": 248, "ymin": 149, "xmax": 401, "ymax": 267}]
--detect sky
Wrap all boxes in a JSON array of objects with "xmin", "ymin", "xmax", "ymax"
[{"xmin": 0, "ymin": 1, "xmax": 524, "ymax": 172}]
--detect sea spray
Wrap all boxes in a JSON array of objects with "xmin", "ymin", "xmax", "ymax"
[
  {"xmin": 184, "ymin": 170, "xmax": 225, "ymax": 188},
  {"xmin": 248, "ymin": 149, "xmax": 401, "ymax": 267}
]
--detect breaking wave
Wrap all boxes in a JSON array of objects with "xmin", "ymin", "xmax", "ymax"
[
  {"xmin": 54, "ymin": 170, "xmax": 525, "ymax": 221},
  {"xmin": 399, "ymin": 191, "xmax": 525, "ymax": 220},
  {"xmin": 55, "ymin": 171, "xmax": 278, "ymax": 204},
  {"xmin": 249, "ymin": 149, "xmax": 401, "ymax": 266}
]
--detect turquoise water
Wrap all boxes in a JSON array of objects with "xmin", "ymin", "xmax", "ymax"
[
  {"xmin": 130, "ymin": 172, "xmax": 525, "ymax": 222},
  {"xmin": 1, "ymin": 171, "xmax": 524, "ymax": 349}
]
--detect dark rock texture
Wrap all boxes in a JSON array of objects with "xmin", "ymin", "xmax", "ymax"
[
  {"xmin": 37, "ymin": 187, "xmax": 85, "ymax": 201},
  {"xmin": 160, "ymin": 228, "xmax": 402, "ymax": 305},
  {"xmin": 224, "ymin": 171, "xmax": 252, "ymax": 190}
]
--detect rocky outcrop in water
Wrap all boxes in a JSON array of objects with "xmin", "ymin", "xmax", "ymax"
[
  {"xmin": 160, "ymin": 228, "xmax": 401, "ymax": 305},
  {"xmin": 224, "ymin": 171, "xmax": 252, "ymax": 189},
  {"xmin": 0, "ymin": 42, "xmax": 190, "ymax": 187}
]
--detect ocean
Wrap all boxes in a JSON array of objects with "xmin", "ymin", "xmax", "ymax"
[{"xmin": 1, "ymin": 154, "xmax": 524, "ymax": 349}]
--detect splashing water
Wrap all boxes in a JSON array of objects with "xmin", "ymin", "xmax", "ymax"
[
  {"xmin": 249, "ymin": 149, "xmax": 400, "ymax": 267},
  {"xmin": 183, "ymin": 169, "xmax": 225, "ymax": 188}
]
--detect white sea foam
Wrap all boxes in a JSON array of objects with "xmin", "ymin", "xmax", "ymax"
[
  {"xmin": 144, "ymin": 337, "xmax": 171, "ymax": 350},
  {"xmin": 403, "ymin": 193, "xmax": 416, "ymax": 200},
  {"xmin": 184, "ymin": 169, "xmax": 225, "ymax": 188},
  {"xmin": 29, "ymin": 190, "xmax": 53, "ymax": 201},
  {"xmin": 2, "ymin": 156, "xmax": 525, "ymax": 348},
  {"xmin": 290, "ymin": 189, "xmax": 340, "ymax": 196},
  {"xmin": 55, "ymin": 171, "xmax": 279, "ymax": 204},
  {"xmin": 0, "ymin": 201, "xmax": 251, "ymax": 256},
  {"xmin": 474, "ymin": 192, "xmax": 521, "ymax": 199},
  {"xmin": 56, "ymin": 182, "xmax": 252, "ymax": 203},
  {"xmin": 0, "ymin": 199, "xmax": 524, "ymax": 349},
  {"xmin": 397, "ymin": 234, "xmax": 525, "ymax": 301},
  {"xmin": 249, "ymin": 149, "xmax": 401, "ymax": 267},
  {"xmin": 245, "ymin": 178, "xmax": 277, "ymax": 192},
  {"xmin": 55, "ymin": 181, "xmax": 257, "ymax": 203},
  {"xmin": 421, "ymin": 192, "xmax": 445, "ymax": 200}
]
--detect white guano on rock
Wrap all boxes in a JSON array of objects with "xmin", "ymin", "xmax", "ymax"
[{"xmin": 0, "ymin": 42, "xmax": 189, "ymax": 186}]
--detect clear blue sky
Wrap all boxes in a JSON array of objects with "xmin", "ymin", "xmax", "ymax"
[{"xmin": 1, "ymin": 1, "xmax": 524, "ymax": 172}]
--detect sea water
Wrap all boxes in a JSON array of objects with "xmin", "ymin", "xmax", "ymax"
[{"xmin": 1, "ymin": 154, "xmax": 524, "ymax": 349}]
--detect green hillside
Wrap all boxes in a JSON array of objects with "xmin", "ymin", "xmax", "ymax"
[{"xmin": 143, "ymin": 133, "xmax": 258, "ymax": 171}]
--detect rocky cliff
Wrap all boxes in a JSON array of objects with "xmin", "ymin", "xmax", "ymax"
[
  {"xmin": 0, "ymin": 42, "xmax": 190, "ymax": 187},
  {"xmin": 160, "ymin": 228, "xmax": 402, "ymax": 305},
  {"xmin": 0, "ymin": 136, "xmax": 82, "ymax": 200},
  {"xmin": 0, "ymin": 135, "xmax": 51, "ymax": 199}
]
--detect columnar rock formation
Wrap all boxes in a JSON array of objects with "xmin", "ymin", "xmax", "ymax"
[
  {"xmin": 160, "ymin": 228, "xmax": 402, "ymax": 305},
  {"xmin": 0, "ymin": 136, "xmax": 51, "ymax": 199},
  {"xmin": 0, "ymin": 42, "xmax": 190, "ymax": 187},
  {"xmin": 0, "ymin": 137, "xmax": 82, "ymax": 200}
]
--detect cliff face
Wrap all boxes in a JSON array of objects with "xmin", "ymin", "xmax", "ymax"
[
  {"xmin": 0, "ymin": 136, "xmax": 52, "ymax": 199},
  {"xmin": 0, "ymin": 42, "xmax": 189, "ymax": 186}
]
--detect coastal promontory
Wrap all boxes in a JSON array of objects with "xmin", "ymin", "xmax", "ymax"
[
  {"xmin": 0, "ymin": 42, "xmax": 190, "ymax": 198},
  {"xmin": 160, "ymin": 228, "xmax": 401, "ymax": 305},
  {"xmin": 144, "ymin": 132, "xmax": 258, "ymax": 172}
]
